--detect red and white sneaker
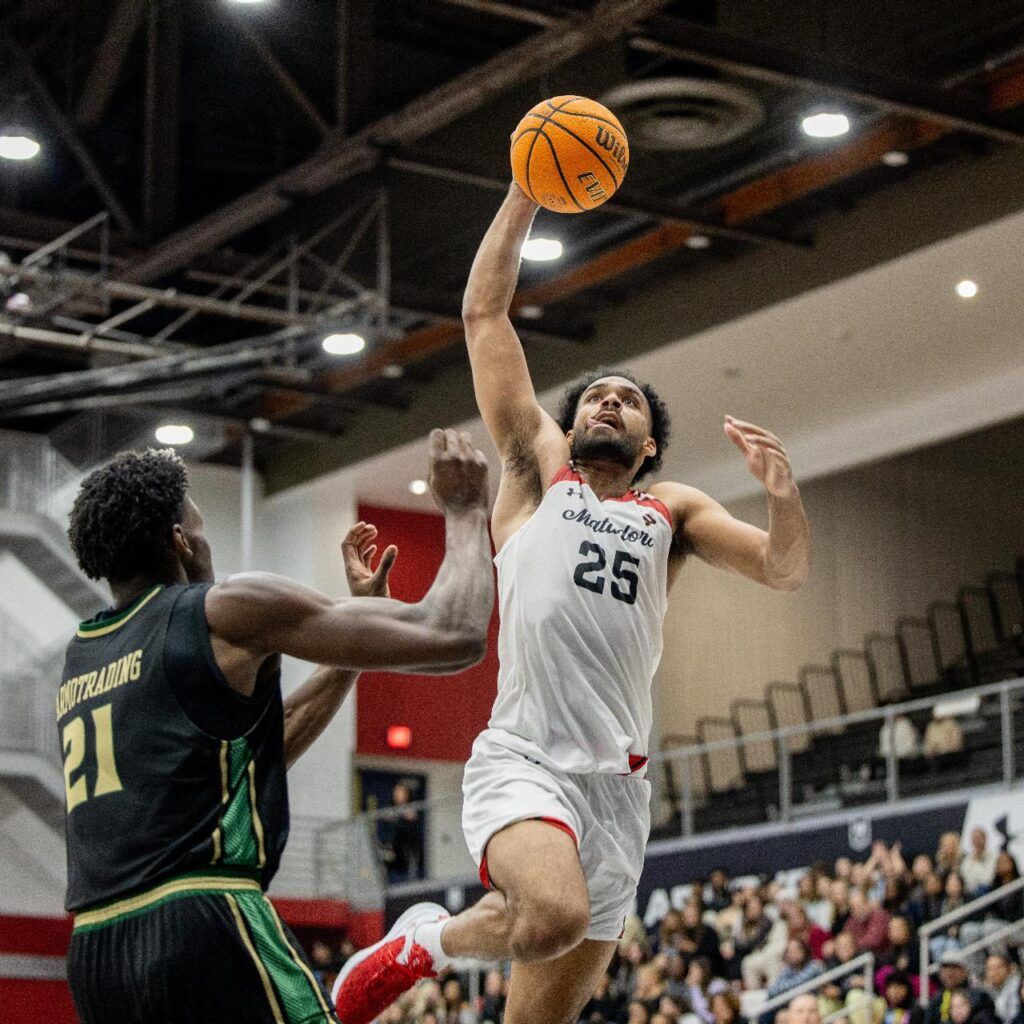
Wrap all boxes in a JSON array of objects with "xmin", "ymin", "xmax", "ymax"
[{"xmin": 331, "ymin": 902, "xmax": 449, "ymax": 1024}]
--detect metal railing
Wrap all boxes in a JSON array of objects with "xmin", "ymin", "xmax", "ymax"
[
  {"xmin": 662, "ymin": 675, "xmax": 1024, "ymax": 837},
  {"xmin": 755, "ymin": 952, "xmax": 875, "ymax": 1019},
  {"xmin": 918, "ymin": 875, "xmax": 1024, "ymax": 1005}
]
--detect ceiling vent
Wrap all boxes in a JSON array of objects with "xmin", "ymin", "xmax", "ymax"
[{"xmin": 600, "ymin": 78, "xmax": 764, "ymax": 150}]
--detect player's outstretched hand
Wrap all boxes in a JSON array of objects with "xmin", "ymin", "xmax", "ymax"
[
  {"xmin": 724, "ymin": 415, "xmax": 798, "ymax": 499},
  {"xmin": 428, "ymin": 428, "xmax": 489, "ymax": 514},
  {"xmin": 342, "ymin": 521, "xmax": 397, "ymax": 599}
]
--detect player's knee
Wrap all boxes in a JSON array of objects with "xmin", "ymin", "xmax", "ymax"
[{"xmin": 510, "ymin": 895, "xmax": 589, "ymax": 961}]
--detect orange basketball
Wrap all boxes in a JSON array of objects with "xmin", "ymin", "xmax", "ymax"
[{"xmin": 510, "ymin": 95, "xmax": 628, "ymax": 214}]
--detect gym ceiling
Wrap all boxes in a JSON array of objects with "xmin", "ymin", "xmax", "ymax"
[{"xmin": 1, "ymin": 0, "xmax": 1023, "ymax": 491}]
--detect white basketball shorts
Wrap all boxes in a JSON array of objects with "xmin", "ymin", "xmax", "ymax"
[{"xmin": 461, "ymin": 729, "xmax": 651, "ymax": 941}]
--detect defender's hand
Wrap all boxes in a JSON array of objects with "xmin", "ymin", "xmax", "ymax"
[
  {"xmin": 342, "ymin": 522, "xmax": 397, "ymax": 598},
  {"xmin": 724, "ymin": 416, "xmax": 798, "ymax": 499},
  {"xmin": 428, "ymin": 429, "xmax": 489, "ymax": 514}
]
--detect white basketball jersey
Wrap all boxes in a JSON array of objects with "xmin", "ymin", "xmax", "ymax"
[{"xmin": 487, "ymin": 464, "xmax": 673, "ymax": 775}]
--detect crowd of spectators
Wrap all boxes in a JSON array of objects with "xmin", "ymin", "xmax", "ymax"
[{"xmin": 304, "ymin": 831, "xmax": 1023, "ymax": 1024}]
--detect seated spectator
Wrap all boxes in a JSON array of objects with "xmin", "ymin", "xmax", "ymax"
[
  {"xmin": 739, "ymin": 895, "xmax": 788, "ymax": 990},
  {"xmin": 936, "ymin": 834, "xmax": 964, "ymax": 878},
  {"xmin": 707, "ymin": 870, "xmax": 733, "ymax": 913},
  {"xmin": 787, "ymin": 993, "xmax": 822, "ymax": 1024},
  {"xmin": 907, "ymin": 873, "xmax": 946, "ymax": 929},
  {"xmin": 686, "ymin": 957, "xmax": 716, "ymax": 1024},
  {"xmin": 309, "ymin": 939, "xmax": 342, "ymax": 987},
  {"xmin": 1008, "ymin": 978, "xmax": 1024, "ymax": 1024},
  {"xmin": 984, "ymin": 955, "xmax": 1022, "ymax": 1024},
  {"xmin": 878, "ymin": 714, "xmax": 921, "ymax": 760},
  {"xmin": 661, "ymin": 994, "xmax": 690, "ymax": 1022},
  {"xmin": 883, "ymin": 972, "xmax": 924, "ymax": 1024},
  {"xmin": 924, "ymin": 717, "xmax": 965, "ymax": 761},
  {"xmin": 630, "ymin": 1001, "xmax": 653, "ymax": 1024},
  {"xmin": 879, "ymin": 916, "xmax": 921, "ymax": 979},
  {"xmin": 712, "ymin": 990, "xmax": 745, "ymax": 1024},
  {"xmin": 652, "ymin": 1014, "xmax": 675, "ymax": 1024},
  {"xmin": 909, "ymin": 855, "xmax": 936, "ymax": 899},
  {"xmin": 962, "ymin": 830, "xmax": 997, "ymax": 898},
  {"xmin": 617, "ymin": 939, "xmax": 652, "ymax": 997},
  {"xmin": 784, "ymin": 905, "xmax": 831, "ymax": 962},
  {"xmin": 928, "ymin": 873, "xmax": 967, "ymax": 960},
  {"xmin": 950, "ymin": 990, "xmax": 998, "ymax": 1024},
  {"xmin": 480, "ymin": 969, "xmax": 507, "ymax": 1024},
  {"xmin": 844, "ymin": 888, "xmax": 891, "ymax": 955},
  {"xmin": 830, "ymin": 880, "xmax": 853, "ymax": 936},
  {"xmin": 927, "ymin": 956, "xmax": 995, "ymax": 1024},
  {"xmin": 660, "ymin": 910, "xmax": 687, "ymax": 952},
  {"xmin": 664, "ymin": 952, "xmax": 690, "ymax": 1003},
  {"xmin": 677, "ymin": 901, "xmax": 721, "ymax": 967},
  {"xmin": 636, "ymin": 963, "xmax": 668, "ymax": 1015},
  {"xmin": 806, "ymin": 875, "xmax": 836, "ymax": 932},
  {"xmin": 820, "ymin": 932, "xmax": 867, "ymax": 1017},
  {"xmin": 990, "ymin": 854, "xmax": 1023, "ymax": 920},
  {"xmin": 765, "ymin": 939, "xmax": 824, "ymax": 1006}
]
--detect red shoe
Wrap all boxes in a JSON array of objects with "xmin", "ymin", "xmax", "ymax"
[{"xmin": 332, "ymin": 902, "xmax": 449, "ymax": 1024}]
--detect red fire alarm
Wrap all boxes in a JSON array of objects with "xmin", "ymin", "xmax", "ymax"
[{"xmin": 387, "ymin": 725, "xmax": 412, "ymax": 750}]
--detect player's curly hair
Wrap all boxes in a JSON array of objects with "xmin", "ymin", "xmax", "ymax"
[
  {"xmin": 68, "ymin": 449, "xmax": 189, "ymax": 582},
  {"xmin": 556, "ymin": 367, "xmax": 671, "ymax": 483}
]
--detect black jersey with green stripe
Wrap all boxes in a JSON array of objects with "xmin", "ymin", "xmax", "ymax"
[{"xmin": 58, "ymin": 582, "xmax": 288, "ymax": 912}]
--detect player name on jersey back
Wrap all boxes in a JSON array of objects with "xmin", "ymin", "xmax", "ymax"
[{"xmin": 488, "ymin": 466, "xmax": 672, "ymax": 776}]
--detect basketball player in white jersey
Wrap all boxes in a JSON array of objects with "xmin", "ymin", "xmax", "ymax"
[{"xmin": 332, "ymin": 184, "xmax": 812, "ymax": 1024}]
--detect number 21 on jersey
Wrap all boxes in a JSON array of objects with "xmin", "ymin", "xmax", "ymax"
[{"xmin": 63, "ymin": 702, "xmax": 123, "ymax": 811}]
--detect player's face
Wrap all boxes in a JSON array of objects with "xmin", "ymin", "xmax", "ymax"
[
  {"xmin": 176, "ymin": 496, "xmax": 214, "ymax": 583},
  {"xmin": 568, "ymin": 376, "xmax": 656, "ymax": 472}
]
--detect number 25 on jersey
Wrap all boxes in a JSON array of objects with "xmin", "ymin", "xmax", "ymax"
[{"xmin": 573, "ymin": 541, "xmax": 640, "ymax": 604}]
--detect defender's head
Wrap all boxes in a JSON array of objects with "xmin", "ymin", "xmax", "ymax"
[
  {"xmin": 556, "ymin": 367, "xmax": 670, "ymax": 484},
  {"xmin": 68, "ymin": 448, "xmax": 213, "ymax": 586}
]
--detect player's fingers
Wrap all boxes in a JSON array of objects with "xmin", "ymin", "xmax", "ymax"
[
  {"xmin": 457, "ymin": 431, "xmax": 474, "ymax": 457},
  {"xmin": 342, "ymin": 522, "xmax": 366, "ymax": 546},
  {"xmin": 363, "ymin": 543, "xmax": 377, "ymax": 562},
  {"xmin": 374, "ymin": 544, "xmax": 398, "ymax": 580},
  {"xmin": 724, "ymin": 422, "xmax": 750, "ymax": 453},
  {"xmin": 445, "ymin": 428, "xmax": 461, "ymax": 456},
  {"xmin": 429, "ymin": 428, "xmax": 446, "ymax": 457},
  {"xmin": 725, "ymin": 416, "xmax": 778, "ymax": 441},
  {"xmin": 750, "ymin": 436, "xmax": 788, "ymax": 456}
]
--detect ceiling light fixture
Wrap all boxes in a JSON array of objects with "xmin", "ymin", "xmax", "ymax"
[
  {"xmin": 322, "ymin": 332, "xmax": 365, "ymax": 356},
  {"xmin": 955, "ymin": 279, "xmax": 978, "ymax": 299},
  {"xmin": 881, "ymin": 150, "xmax": 909, "ymax": 167},
  {"xmin": 155, "ymin": 424, "xmax": 194, "ymax": 445},
  {"xmin": 801, "ymin": 111, "xmax": 850, "ymax": 138},
  {"xmin": 408, "ymin": 479, "xmax": 428, "ymax": 496},
  {"xmin": 382, "ymin": 363, "xmax": 404, "ymax": 379},
  {"xmin": 0, "ymin": 133, "xmax": 41, "ymax": 161},
  {"xmin": 685, "ymin": 233, "xmax": 712, "ymax": 250},
  {"xmin": 521, "ymin": 237, "xmax": 563, "ymax": 262}
]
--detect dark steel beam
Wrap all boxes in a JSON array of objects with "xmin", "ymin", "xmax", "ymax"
[
  {"xmin": 75, "ymin": 0, "xmax": 147, "ymax": 129},
  {"xmin": 123, "ymin": 0, "xmax": 676, "ymax": 284},
  {"xmin": 387, "ymin": 156, "xmax": 807, "ymax": 249},
  {"xmin": 228, "ymin": 13, "xmax": 330, "ymax": 137},
  {"xmin": 638, "ymin": 16, "xmax": 1024, "ymax": 146},
  {"xmin": 435, "ymin": 1, "xmax": 1024, "ymax": 145},
  {"xmin": 3, "ymin": 36, "xmax": 136, "ymax": 234},
  {"xmin": 143, "ymin": 0, "xmax": 182, "ymax": 238},
  {"xmin": 336, "ymin": 0, "xmax": 376, "ymax": 134}
]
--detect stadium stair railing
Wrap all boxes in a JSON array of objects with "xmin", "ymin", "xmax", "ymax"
[{"xmin": 917, "ymin": 875, "xmax": 1024, "ymax": 1006}]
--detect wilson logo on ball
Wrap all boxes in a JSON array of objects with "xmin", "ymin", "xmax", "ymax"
[
  {"xmin": 595, "ymin": 127, "xmax": 628, "ymax": 173},
  {"xmin": 511, "ymin": 95, "xmax": 629, "ymax": 213}
]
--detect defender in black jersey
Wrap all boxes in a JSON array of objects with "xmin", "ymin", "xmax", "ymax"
[{"xmin": 60, "ymin": 431, "xmax": 493, "ymax": 1024}]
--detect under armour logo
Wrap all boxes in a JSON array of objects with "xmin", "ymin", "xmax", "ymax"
[
  {"xmin": 566, "ymin": 487, "xmax": 583, "ymax": 499},
  {"xmin": 643, "ymin": 513, "xmax": 656, "ymax": 526}
]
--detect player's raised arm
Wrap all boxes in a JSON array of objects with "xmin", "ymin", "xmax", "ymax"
[
  {"xmin": 656, "ymin": 416, "xmax": 811, "ymax": 591},
  {"xmin": 462, "ymin": 184, "xmax": 564, "ymax": 460},
  {"xmin": 208, "ymin": 429, "xmax": 494, "ymax": 674},
  {"xmin": 282, "ymin": 521, "xmax": 398, "ymax": 768}
]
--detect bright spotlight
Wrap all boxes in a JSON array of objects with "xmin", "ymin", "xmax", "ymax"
[
  {"xmin": 521, "ymin": 237, "xmax": 563, "ymax": 262},
  {"xmin": 0, "ymin": 134, "xmax": 41, "ymax": 161},
  {"xmin": 801, "ymin": 112, "xmax": 850, "ymax": 139},
  {"xmin": 155, "ymin": 424, "xmax": 194, "ymax": 445},
  {"xmin": 955, "ymin": 279, "xmax": 978, "ymax": 299},
  {"xmin": 882, "ymin": 150, "xmax": 909, "ymax": 167},
  {"xmin": 685, "ymin": 234, "xmax": 712, "ymax": 250},
  {"xmin": 322, "ymin": 332, "xmax": 365, "ymax": 356},
  {"xmin": 408, "ymin": 479, "xmax": 428, "ymax": 496}
]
